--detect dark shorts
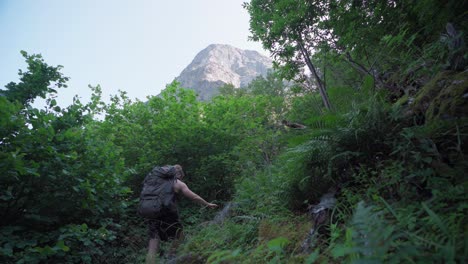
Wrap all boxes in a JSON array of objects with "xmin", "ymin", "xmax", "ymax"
[{"xmin": 147, "ymin": 210, "xmax": 182, "ymax": 241}]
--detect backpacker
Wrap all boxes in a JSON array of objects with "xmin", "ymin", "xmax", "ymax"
[{"xmin": 137, "ymin": 165, "xmax": 178, "ymax": 218}]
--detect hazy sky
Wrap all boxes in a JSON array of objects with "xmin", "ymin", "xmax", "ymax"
[{"xmin": 0, "ymin": 0, "xmax": 268, "ymax": 107}]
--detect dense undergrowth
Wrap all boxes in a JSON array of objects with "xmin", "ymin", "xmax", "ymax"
[
  {"xmin": 176, "ymin": 80, "xmax": 467, "ymax": 263},
  {"xmin": 1, "ymin": 0, "xmax": 467, "ymax": 263}
]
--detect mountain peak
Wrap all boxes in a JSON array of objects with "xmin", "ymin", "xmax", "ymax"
[{"xmin": 176, "ymin": 44, "xmax": 272, "ymax": 101}]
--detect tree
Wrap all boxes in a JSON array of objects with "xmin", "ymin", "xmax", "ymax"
[
  {"xmin": 325, "ymin": 0, "xmax": 468, "ymax": 88},
  {"xmin": 0, "ymin": 53, "xmax": 131, "ymax": 263},
  {"xmin": 244, "ymin": 0, "xmax": 332, "ymax": 110},
  {"xmin": 246, "ymin": 0, "xmax": 467, "ymax": 100},
  {"xmin": 246, "ymin": 71, "xmax": 287, "ymax": 97},
  {"xmin": 1, "ymin": 51, "xmax": 69, "ymax": 106}
]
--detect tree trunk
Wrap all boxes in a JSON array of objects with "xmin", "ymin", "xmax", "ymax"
[
  {"xmin": 344, "ymin": 52, "xmax": 391, "ymax": 90},
  {"xmin": 298, "ymin": 41, "xmax": 332, "ymax": 110}
]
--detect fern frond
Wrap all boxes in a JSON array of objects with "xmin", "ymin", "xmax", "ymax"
[{"xmin": 332, "ymin": 201, "xmax": 402, "ymax": 262}]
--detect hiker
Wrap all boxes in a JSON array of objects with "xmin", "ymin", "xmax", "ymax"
[{"xmin": 139, "ymin": 164, "xmax": 218, "ymax": 262}]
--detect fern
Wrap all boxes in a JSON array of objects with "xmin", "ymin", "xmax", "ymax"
[{"xmin": 332, "ymin": 201, "xmax": 405, "ymax": 263}]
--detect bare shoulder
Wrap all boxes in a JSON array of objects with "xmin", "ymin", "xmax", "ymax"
[{"xmin": 173, "ymin": 179, "xmax": 188, "ymax": 193}]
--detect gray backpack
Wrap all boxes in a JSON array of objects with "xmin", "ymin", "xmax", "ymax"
[{"xmin": 137, "ymin": 166, "xmax": 178, "ymax": 218}]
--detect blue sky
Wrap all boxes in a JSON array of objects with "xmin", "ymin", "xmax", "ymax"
[{"xmin": 0, "ymin": 0, "xmax": 267, "ymax": 107}]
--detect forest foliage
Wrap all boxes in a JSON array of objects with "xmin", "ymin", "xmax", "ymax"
[{"xmin": 1, "ymin": 0, "xmax": 467, "ymax": 263}]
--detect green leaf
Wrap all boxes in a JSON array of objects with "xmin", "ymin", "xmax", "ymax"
[
  {"xmin": 54, "ymin": 240, "xmax": 70, "ymax": 252},
  {"xmin": 422, "ymin": 202, "xmax": 448, "ymax": 235},
  {"xmin": 34, "ymin": 245, "xmax": 55, "ymax": 256},
  {"xmin": 362, "ymin": 75, "xmax": 375, "ymax": 93},
  {"xmin": 267, "ymin": 237, "xmax": 289, "ymax": 252},
  {"xmin": 331, "ymin": 244, "xmax": 356, "ymax": 258},
  {"xmin": 305, "ymin": 249, "xmax": 320, "ymax": 264}
]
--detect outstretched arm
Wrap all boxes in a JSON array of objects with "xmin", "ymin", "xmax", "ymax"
[{"xmin": 174, "ymin": 180, "xmax": 218, "ymax": 208}]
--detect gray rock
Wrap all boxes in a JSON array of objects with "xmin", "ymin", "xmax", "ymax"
[{"xmin": 176, "ymin": 44, "xmax": 272, "ymax": 101}]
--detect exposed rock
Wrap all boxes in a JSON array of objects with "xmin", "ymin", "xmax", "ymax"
[
  {"xmin": 301, "ymin": 188, "xmax": 337, "ymax": 253},
  {"xmin": 411, "ymin": 70, "xmax": 468, "ymax": 123},
  {"xmin": 176, "ymin": 44, "xmax": 272, "ymax": 101}
]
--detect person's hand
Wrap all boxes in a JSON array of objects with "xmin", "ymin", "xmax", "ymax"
[{"xmin": 206, "ymin": 203, "xmax": 218, "ymax": 209}]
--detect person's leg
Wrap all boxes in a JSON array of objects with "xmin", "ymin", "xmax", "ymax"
[
  {"xmin": 146, "ymin": 236, "xmax": 159, "ymax": 264},
  {"xmin": 146, "ymin": 219, "xmax": 161, "ymax": 263}
]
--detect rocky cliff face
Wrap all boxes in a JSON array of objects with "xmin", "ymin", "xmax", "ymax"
[{"xmin": 176, "ymin": 44, "xmax": 272, "ymax": 101}]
